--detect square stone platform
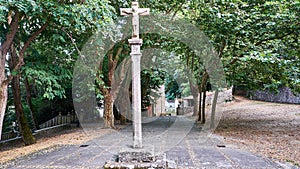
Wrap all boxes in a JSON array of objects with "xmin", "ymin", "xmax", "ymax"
[{"xmin": 103, "ymin": 145, "xmax": 176, "ymax": 169}]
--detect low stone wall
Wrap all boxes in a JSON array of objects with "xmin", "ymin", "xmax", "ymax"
[{"xmin": 250, "ymin": 87, "xmax": 300, "ymax": 104}]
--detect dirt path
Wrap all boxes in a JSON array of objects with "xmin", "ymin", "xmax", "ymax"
[{"xmin": 215, "ymin": 96, "xmax": 300, "ymax": 166}]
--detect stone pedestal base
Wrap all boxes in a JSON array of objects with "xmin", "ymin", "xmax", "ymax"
[
  {"xmin": 118, "ymin": 146, "xmax": 155, "ymax": 163},
  {"xmin": 103, "ymin": 146, "xmax": 176, "ymax": 169}
]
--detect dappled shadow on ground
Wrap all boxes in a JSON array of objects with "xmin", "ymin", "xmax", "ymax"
[{"xmin": 215, "ymin": 96, "xmax": 300, "ymax": 166}]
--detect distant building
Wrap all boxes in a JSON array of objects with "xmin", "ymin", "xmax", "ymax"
[
  {"xmin": 182, "ymin": 95, "xmax": 194, "ymax": 107},
  {"xmin": 148, "ymin": 85, "xmax": 166, "ymax": 116},
  {"xmin": 165, "ymin": 99, "xmax": 180, "ymax": 111}
]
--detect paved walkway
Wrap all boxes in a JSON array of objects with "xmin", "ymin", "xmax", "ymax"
[{"xmin": 4, "ymin": 116, "xmax": 298, "ymax": 169}]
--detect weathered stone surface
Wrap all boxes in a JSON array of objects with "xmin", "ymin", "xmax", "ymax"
[
  {"xmin": 103, "ymin": 145, "xmax": 179, "ymax": 169},
  {"xmin": 103, "ymin": 161, "xmax": 167, "ymax": 169},
  {"xmin": 104, "ymin": 152, "xmax": 172, "ymax": 169},
  {"xmin": 120, "ymin": 146, "xmax": 154, "ymax": 161},
  {"xmin": 118, "ymin": 152, "xmax": 155, "ymax": 162},
  {"xmin": 103, "ymin": 146, "xmax": 177, "ymax": 169}
]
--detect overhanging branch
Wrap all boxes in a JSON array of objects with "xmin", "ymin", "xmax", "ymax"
[
  {"xmin": 255, "ymin": 30, "xmax": 295, "ymax": 46},
  {"xmin": 4, "ymin": 22, "xmax": 49, "ymax": 85},
  {"xmin": 1, "ymin": 11, "xmax": 20, "ymax": 56},
  {"xmin": 19, "ymin": 22, "xmax": 49, "ymax": 58}
]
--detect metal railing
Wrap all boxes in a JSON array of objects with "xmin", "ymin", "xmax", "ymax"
[
  {"xmin": 1, "ymin": 112, "xmax": 77, "ymax": 141},
  {"xmin": 39, "ymin": 112, "xmax": 77, "ymax": 129}
]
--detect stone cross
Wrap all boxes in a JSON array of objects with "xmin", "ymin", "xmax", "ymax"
[
  {"xmin": 120, "ymin": 1, "xmax": 150, "ymax": 39},
  {"xmin": 120, "ymin": 1, "xmax": 150, "ymax": 149}
]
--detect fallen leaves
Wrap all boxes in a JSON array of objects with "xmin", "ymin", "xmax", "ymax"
[{"xmin": 215, "ymin": 96, "xmax": 300, "ymax": 166}]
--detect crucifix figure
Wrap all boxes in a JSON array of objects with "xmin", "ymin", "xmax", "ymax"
[
  {"xmin": 121, "ymin": 1, "xmax": 150, "ymax": 39},
  {"xmin": 120, "ymin": 1, "xmax": 150, "ymax": 149}
]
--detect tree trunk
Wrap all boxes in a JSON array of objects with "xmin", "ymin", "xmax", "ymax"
[
  {"xmin": 98, "ymin": 47, "xmax": 123, "ymax": 129},
  {"xmin": 197, "ymin": 91, "xmax": 202, "ymax": 121},
  {"xmin": 103, "ymin": 92, "xmax": 115, "ymax": 128},
  {"xmin": 0, "ymin": 48, "xmax": 7, "ymax": 139},
  {"xmin": 0, "ymin": 52, "xmax": 8, "ymax": 140},
  {"xmin": 12, "ymin": 74, "xmax": 36, "ymax": 145},
  {"xmin": 210, "ymin": 89, "xmax": 219, "ymax": 128},
  {"xmin": 0, "ymin": 84, "xmax": 8, "ymax": 140},
  {"xmin": 201, "ymin": 90, "xmax": 206, "ymax": 124},
  {"xmin": 25, "ymin": 77, "xmax": 39, "ymax": 130},
  {"xmin": 10, "ymin": 45, "xmax": 36, "ymax": 145},
  {"xmin": 97, "ymin": 78, "xmax": 115, "ymax": 128},
  {"xmin": 0, "ymin": 11, "xmax": 20, "ymax": 140},
  {"xmin": 200, "ymin": 71, "xmax": 209, "ymax": 124},
  {"xmin": 0, "ymin": 52, "xmax": 9, "ymax": 139},
  {"xmin": 189, "ymin": 77, "xmax": 199, "ymax": 116},
  {"xmin": 0, "ymin": 11, "xmax": 46, "ymax": 138},
  {"xmin": 192, "ymin": 93, "xmax": 199, "ymax": 116}
]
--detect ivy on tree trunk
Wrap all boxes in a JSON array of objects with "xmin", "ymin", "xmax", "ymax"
[
  {"xmin": 12, "ymin": 74, "xmax": 36, "ymax": 145},
  {"xmin": 10, "ymin": 45, "xmax": 36, "ymax": 145},
  {"xmin": 25, "ymin": 77, "xmax": 39, "ymax": 130}
]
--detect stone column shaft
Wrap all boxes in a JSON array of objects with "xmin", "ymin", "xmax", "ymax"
[{"xmin": 129, "ymin": 39, "xmax": 143, "ymax": 148}]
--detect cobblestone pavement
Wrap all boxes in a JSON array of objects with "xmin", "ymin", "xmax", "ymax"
[{"xmin": 4, "ymin": 116, "xmax": 298, "ymax": 169}]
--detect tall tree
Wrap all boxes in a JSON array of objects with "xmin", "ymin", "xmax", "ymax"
[
  {"xmin": 0, "ymin": 0, "xmax": 113, "ymax": 141},
  {"xmin": 10, "ymin": 45, "xmax": 36, "ymax": 145},
  {"xmin": 187, "ymin": 0, "xmax": 300, "ymax": 93}
]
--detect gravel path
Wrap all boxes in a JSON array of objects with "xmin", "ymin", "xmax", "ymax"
[
  {"xmin": 0, "ymin": 128, "xmax": 111, "ymax": 165},
  {"xmin": 215, "ymin": 96, "xmax": 300, "ymax": 166},
  {"xmin": 1, "ymin": 116, "xmax": 289, "ymax": 169},
  {"xmin": 0, "ymin": 96, "xmax": 299, "ymax": 167}
]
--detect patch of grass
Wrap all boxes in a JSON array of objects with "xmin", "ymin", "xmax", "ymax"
[
  {"xmin": 252, "ymin": 102, "xmax": 266, "ymax": 104},
  {"xmin": 286, "ymin": 159, "xmax": 299, "ymax": 167},
  {"xmin": 270, "ymin": 104, "xmax": 282, "ymax": 106}
]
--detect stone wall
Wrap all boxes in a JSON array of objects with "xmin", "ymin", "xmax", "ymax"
[{"xmin": 250, "ymin": 87, "xmax": 300, "ymax": 104}]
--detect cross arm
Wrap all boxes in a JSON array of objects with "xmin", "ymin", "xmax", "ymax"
[
  {"xmin": 138, "ymin": 8, "xmax": 150, "ymax": 16},
  {"xmin": 120, "ymin": 8, "xmax": 150, "ymax": 16},
  {"xmin": 120, "ymin": 8, "xmax": 133, "ymax": 16}
]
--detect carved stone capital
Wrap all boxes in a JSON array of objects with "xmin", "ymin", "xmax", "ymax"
[{"xmin": 128, "ymin": 38, "xmax": 143, "ymax": 45}]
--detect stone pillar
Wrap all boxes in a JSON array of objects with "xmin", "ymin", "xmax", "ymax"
[
  {"xmin": 120, "ymin": 0, "xmax": 150, "ymax": 150},
  {"xmin": 129, "ymin": 38, "xmax": 143, "ymax": 148}
]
